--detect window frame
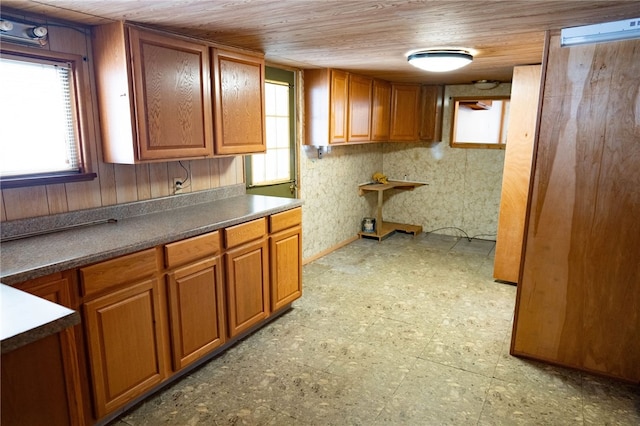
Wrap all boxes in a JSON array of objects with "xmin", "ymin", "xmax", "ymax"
[
  {"xmin": 0, "ymin": 44, "xmax": 96, "ymax": 189},
  {"xmin": 450, "ymin": 95, "xmax": 511, "ymax": 149}
]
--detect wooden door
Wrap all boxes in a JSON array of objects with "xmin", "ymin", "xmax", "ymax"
[
  {"xmin": 390, "ymin": 83, "xmax": 420, "ymax": 141},
  {"xmin": 493, "ymin": 65, "xmax": 541, "ymax": 283},
  {"xmin": 128, "ymin": 27, "xmax": 213, "ymax": 160},
  {"xmin": 371, "ymin": 79, "xmax": 391, "ymax": 141},
  {"xmin": 347, "ymin": 74, "xmax": 373, "ymax": 141},
  {"xmin": 270, "ymin": 225, "xmax": 302, "ymax": 311},
  {"xmin": 419, "ymin": 85, "xmax": 444, "ymax": 142},
  {"xmin": 84, "ymin": 278, "xmax": 167, "ymax": 417},
  {"xmin": 511, "ymin": 34, "xmax": 640, "ymax": 382},
  {"xmin": 167, "ymin": 257, "xmax": 226, "ymax": 370},
  {"xmin": 329, "ymin": 69, "xmax": 349, "ymax": 143},
  {"xmin": 225, "ymin": 238, "xmax": 270, "ymax": 337},
  {"xmin": 213, "ymin": 49, "xmax": 266, "ymax": 155}
]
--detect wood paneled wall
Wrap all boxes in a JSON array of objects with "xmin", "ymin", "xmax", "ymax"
[
  {"xmin": 493, "ymin": 65, "xmax": 541, "ymax": 283},
  {"xmin": 0, "ymin": 11, "xmax": 244, "ymax": 222},
  {"xmin": 511, "ymin": 32, "xmax": 640, "ymax": 382}
]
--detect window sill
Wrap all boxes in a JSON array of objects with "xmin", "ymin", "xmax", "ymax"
[{"xmin": 0, "ymin": 172, "xmax": 98, "ymax": 189}]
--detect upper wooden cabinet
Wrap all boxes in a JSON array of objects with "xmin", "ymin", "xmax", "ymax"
[
  {"xmin": 419, "ymin": 85, "xmax": 444, "ymax": 142},
  {"xmin": 389, "ymin": 83, "xmax": 421, "ymax": 141},
  {"xmin": 93, "ymin": 23, "xmax": 266, "ymax": 162},
  {"xmin": 93, "ymin": 22, "xmax": 214, "ymax": 163},
  {"xmin": 212, "ymin": 49, "xmax": 266, "ymax": 155},
  {"xmin": 347, "ymin": 74, "xmax": 373, "ymax": 141},
  {"xmin": 371, "ymin": 79, "xmax": 392, "ymax": 141}
]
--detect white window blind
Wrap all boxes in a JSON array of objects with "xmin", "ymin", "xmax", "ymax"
[{"xmin": 0, "ymin": 55, "xmax": 80, "ymax": 177}]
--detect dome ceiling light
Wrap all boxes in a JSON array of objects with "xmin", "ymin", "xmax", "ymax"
[
  {"xmin": 473, "ymin": 79, "xmax": 500, "ymax": 90},
  {"xmin": 407, "ymin": 49, "xmax": 473, "ymax": 72}
]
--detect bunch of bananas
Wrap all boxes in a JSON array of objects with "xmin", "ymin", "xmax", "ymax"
[{"xmin": 372, "ymin": 172, "xmax": 388, "ymax": 184}]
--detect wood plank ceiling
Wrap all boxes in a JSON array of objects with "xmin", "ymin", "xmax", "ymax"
[{"xmin": 2, "ymin": 1, "xmax": 639, "ymax": 84}]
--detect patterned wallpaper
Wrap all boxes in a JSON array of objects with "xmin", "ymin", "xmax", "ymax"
[
  {"xmin": 299, "ymin": 143, "xmax": 383, "ymax": 260},
  {"xmin": 300, "ymin": 84, "xmax": 511, "ymax": 260}
]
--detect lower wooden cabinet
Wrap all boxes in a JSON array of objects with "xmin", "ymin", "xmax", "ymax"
[
  {"xmin": 83, "ymin": 277, "xmax": 167, "ymax": 418},
  {"xmin": 3, "ymin": 208, "xmax": 302, "ymax": 424},
  {"xmin": 225, "ymin": 238, "xmax": 270, "ymax": 337},
  {"xmin": 1, "ymin": 272, "xmax": 84, "ymax": 426},
  {"xmin": 166, "ymin": 256, "xmax": 226, "ymax": 370},
  {"xmin": 270, "ymin": 225, "xmax": 302, "ymax": 311}
]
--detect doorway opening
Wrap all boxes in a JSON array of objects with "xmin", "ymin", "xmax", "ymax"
[{"xmin": 245, "ymin": 66, "xmax": 297, "ymax": 198}]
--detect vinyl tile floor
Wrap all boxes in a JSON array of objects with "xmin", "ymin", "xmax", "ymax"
[{"xmin": 111, "ymin": 233, "xmax": 640, "ymax": 425}]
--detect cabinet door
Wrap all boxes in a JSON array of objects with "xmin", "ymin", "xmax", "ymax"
[
  {"xmin": 419, "ymin": 85, "xmax": 444, "ymax": 142},
  {"xmin": 213, "ymin": 49, "xmax": 266, "ymax": 155},
  {"xmin": 390, "ymin": 83, "xmax": 420, "ymax": 141},
  {"xmin": 270, "ymin": 225, "xmax": 302, "ymax": 312},
  {"xmin": 167, "ymin": 257, "xmax": 226, "ymax": 370},
  {"xmin": 371, "ymin": 79, "xmax": 391, "ymax": 141},
  {"xmin": 84, "ymin": 278, "xmax": 167, "ymax": 418},
  {"xmin": 128, "ymin": 27, "xmax": 213, "ymax": 161},
  {"xmin": 330, "ymin": 69, "xmax": 349, "ymax": 143},
  {"xmin": 348, "ymin": 74, "xmax": 373, "ymax": 141},
  {"xmin": 225, "ymin": 238, "xmax": 270, "ymax": 337},
  {"xmin": 2, "ymin": 273, "xmax": 84, "ymax": 426}
]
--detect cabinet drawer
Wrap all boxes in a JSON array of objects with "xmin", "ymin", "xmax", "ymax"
[
  {"xmin": 164, "ymin": 231, "xmax": 221, "ymax": 268},
  {"xmin": 269, "ymin": 207, "xmax": 302, "ymax": 233},
  {"xmin": 80, "ymin": 248, "xmax": 158, "ymax": 297},
  {"xmin": 224, "ymin": 218, "xmax": 266, "ymax": 248}
]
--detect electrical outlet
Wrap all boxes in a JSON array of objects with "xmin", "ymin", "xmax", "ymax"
[{"xmin": 173, "ymin": 178, "xmax": 183, "ymax": 194}]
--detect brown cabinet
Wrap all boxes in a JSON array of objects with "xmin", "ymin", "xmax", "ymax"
[
  {"xmin": 371, "ymin": 79, "xmax": 392, "ymax": 141},
  {"xmin": 224, "ymin": 218, "xmax": 270, "ymax": 337},
  {"xmin": 212, "ymin": 49, "xmax": 266, "ymax": 155},
  {"xmin": 269, "ymin": 207, "xmax": 303, "ymax": 312},
  {"xmin": 1, "ymin": 272, "xmax": 84, "ymax": 426},
  {"xmin": 389, "ymin": 83, "xmax": 421, "ymax": 141},
  {"xmin": 304, "ymin": 68, "xmax": 350, "ymax": 145},
  {"xmin": 348, "ymin": 74, "xmax": 373, "ymax": 141},
  {"xmin": 419, "ymin": 85, "xmax": 444, "ymax": 142},
  {"xmin": 80, "ymin": 251, "xmax": 167, "ymax": 418},
  {"xmin": 165, "ymin": 231, "xmax": 226, "ymax": 370},
  {"xmin": 93, "ymin": 22, "xmax": 214, "ymax": 163}
]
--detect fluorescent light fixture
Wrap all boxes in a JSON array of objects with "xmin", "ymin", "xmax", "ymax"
[
  {"xmin": 407, "ymin": 49, "xmax": 473, "ymax": 72},
  {"xmin": 561, "ymin": 17, "xmax": 640, "ymax": 47}
]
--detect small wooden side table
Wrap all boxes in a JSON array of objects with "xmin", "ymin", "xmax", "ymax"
[{"xmin": 358, "ymin": 180, "xmax": 426, "ymax": 240}]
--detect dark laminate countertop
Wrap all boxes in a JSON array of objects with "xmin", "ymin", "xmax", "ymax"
[
  {"xmin": 1, "ymin": 283, "xmax": 80, "ymax": 354},
  {"xmin": 1, "ymin": 193, "xmax": 302, "ymax": 285}
]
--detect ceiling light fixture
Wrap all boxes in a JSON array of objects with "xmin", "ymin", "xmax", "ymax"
[
  {"xmin": 407, "ymin": 49, "xmax": 473, "ymax": 72},
  {"xmin": 473, "ymin": 80, "xmax": 500, "ymax": 90}
]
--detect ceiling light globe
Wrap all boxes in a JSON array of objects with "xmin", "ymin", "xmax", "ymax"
[{"xmin": 408, "ymin": 50, "xmax": 473, "ymax": 72}]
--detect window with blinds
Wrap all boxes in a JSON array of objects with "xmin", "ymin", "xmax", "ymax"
[{"xmin": 0, "ymin": 52, "xmax": 87, "ymax": 183}]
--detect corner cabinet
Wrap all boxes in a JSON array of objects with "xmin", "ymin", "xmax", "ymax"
[
  {"xmin": 1, "ymin": 272, "xmax": 84, "ymax": 426},
  {"xmin": 93, "ymin": 22, "xmax": 214, "ymax": 163},
  {"xmin": 212, "ymin": 49, "xmax": 266, "ymax": 155}
]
